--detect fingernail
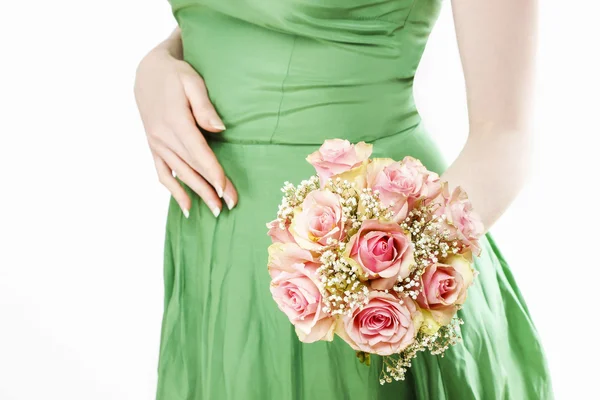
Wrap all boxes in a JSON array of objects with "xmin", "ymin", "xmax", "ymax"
[
  {"xmin": 181, "ymin": 207, "xmax": 190, "ymax": 219},
  {"xmin": 210, "ymin": 120, "xmax": 226, "ymax": 130},
  {"xmin": 215, "ymin": 186, "xmax": 224, "ymax": 198},
  {"xmin": 212, "ymin": 207, "xmax": 221, "ymax": 218},
  {"xmin": 223, "ymin": 193, "xmax": 235, "ymax": 210}
]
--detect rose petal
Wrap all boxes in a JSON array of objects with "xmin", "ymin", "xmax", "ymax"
[{"xmin": 296, "ymin": 317, "xmax": 336, "ymax": 343}]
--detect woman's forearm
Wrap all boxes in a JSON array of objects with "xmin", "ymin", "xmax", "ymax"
[{"xmin": 447, "ymin": 0, "xmax": 538, "ymax": 231}]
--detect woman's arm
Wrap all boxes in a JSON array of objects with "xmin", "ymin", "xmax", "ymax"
[{"xmin": 441, "ymin": 0, "xmax": 538, "ymax": 230}]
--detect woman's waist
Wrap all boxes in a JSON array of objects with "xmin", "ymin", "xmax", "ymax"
[{"xmin": 204, "ymin": 91, "xmax": 422, "ymax": 145}]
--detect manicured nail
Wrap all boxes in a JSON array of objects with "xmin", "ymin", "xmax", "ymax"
[
  {"xmin": 215, "ymin": 186, "xmax": 224, "ymax": 198},
  {"xmin": 181, "ymin": 207, "xmax": 190, "ymax": 219},
  {"xmin": 210, "ymin": 120, "xmax": 226, "ymax": 131},
  {"xmin": 212, "ymin": 207, "xmax": 221, "ymax": 218},
  {"xmin": 223, "ymin": 193, "xmax": 235, "ymax": 210}
]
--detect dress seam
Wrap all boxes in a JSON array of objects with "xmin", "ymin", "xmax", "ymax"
[
  {"xmin": 205, "ymin": 115, "xmax": 422, "ymax": 146},
  {"xmin": 269, "ymin": 35, "xmax": 298, "ymax": 143},
  {"xmin": 403, "ymin": 0, "xmax": 419, "ymax": 25}
]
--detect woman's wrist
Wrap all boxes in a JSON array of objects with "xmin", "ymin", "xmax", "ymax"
[
  {"xmin": 137, "ymin": 28, "xmax": 183, "ymax": 77},
  {"xmin": 440, "ymin": 128, "xmax": 532, "ymax": 232},
  {"xmin": 154, "ymin": 28, "xmax": 183, "ymax": 60}
]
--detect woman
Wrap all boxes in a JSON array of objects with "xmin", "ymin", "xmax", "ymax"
[{"xmin": 134, "ymin": 0, "xmax": 553, "ymax": 399}]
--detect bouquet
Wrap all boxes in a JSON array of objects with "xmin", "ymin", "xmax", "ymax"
[{"xmin": 266, "ymin": 139, "xmax": 484, "ymax": 384}]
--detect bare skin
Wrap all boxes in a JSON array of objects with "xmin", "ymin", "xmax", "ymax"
[
  {"xmin": 134, "ymin": 28, "xmax": 237, "ymax": 218},
  {"xmin": 134, "ymin": 0, "xmax": 538, "ymax": 230},
  {"xmin": 442, "ymin": 0, "xmax": 538, "ymax": 229}
]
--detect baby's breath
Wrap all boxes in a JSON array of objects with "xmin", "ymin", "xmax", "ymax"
[
  {"xmin": 393, "ymin": 201, "xmax": 466, "ymax": 299},
  {"xmin": 317, "ymin": 250, "xmax": 368, "ymax": 316},
  {"xmin": 378, "ymin": 317, "xmax": 464, "ymax": 384},
  {"xmin": 325, "ymin": 178, "xmax": 360, "ymax": 233},
  {"xmin": 276, "ymin": 176, "xmax": 320, "ymax": 227},
  {"xmin": 357, "ymin": 188, "xmax": 395, "ymax": 223}
]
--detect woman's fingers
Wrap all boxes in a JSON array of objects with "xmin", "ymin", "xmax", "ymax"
[
  {"xmin": 222, "ymin": 177, "xmax": 238, "ymax": 210},
  {"xmin": 155, "ymin": 146, "xmax": 223, "ymax": 218},
  {"xmin": 149, "ymin": 124, "xmax": 238, "ymax": 212},
  {"xmin": 153, "ymin": 153, "xmax": 191, "ymax": 218},
  {"xmin": 172, "ymin": 117, "xmax": 228, "ymax": 197},
  {"xmin": 181, "ymin": 71, "xmax": 226, "ymax": 133}
]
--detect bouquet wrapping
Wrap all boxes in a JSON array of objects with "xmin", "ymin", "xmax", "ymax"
[{"xmin": 266, "ymin": 139, "xmax": 484, "ymax": 383}]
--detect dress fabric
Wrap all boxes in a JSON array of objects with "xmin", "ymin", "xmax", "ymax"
[{"xmin": 156, "ymin": 1, "xmax": 554, "ymax": 399}]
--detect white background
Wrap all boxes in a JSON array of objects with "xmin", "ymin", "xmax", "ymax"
[{"xmin": 0, "ymin": 1, "xmax": 598, "ymax": 399}]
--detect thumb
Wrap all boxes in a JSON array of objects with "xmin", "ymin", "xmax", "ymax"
[{"xmin": 181, "ymin": 72, "xmax": 225, "ymax": 133}]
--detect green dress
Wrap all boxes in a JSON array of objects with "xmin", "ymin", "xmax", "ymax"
[{"xmin": 156, "ymin": 1, "xmax": 554, "ymax": 399}]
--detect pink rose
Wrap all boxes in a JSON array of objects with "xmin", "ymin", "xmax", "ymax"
[
  {"xmin": 367, "ymin": 157, "xmax": 442, "ymax": 221},
  {"xmin": 266, "ymin": 219, "xmax": 295, "ymax": 244},
  {"xmin": 417, "ymin": 255, "xmax": 474, "ymax": 325},
  {"xmin": 290, "ymin": 190, "xmax": 345, "ymax": 251},
  {"xmin": 336, "ymin": 292, "xmax": 422, "ymax": 355},
  {"xmin": 345, "ymin": 220, "xmax": 414, "ymax": 290},
  {"xmin": 270, "ymin": 254, "xmax": 336, "ymax": 343},
  {"xmin": 401, "ymin": 156, "xmax": 442, "ymax": 199},
  {"xmin": 432, "ymin": 184, "xmax": 484, "ymax": 255},
  {"xmin": 306, "ymin": 139, "xmax": 372, "ymax": 186},
  {"xmin": 267, "ymin": 242, "xmax": 316, "ymax": 279}
]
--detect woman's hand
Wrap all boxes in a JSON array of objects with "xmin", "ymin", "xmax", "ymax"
[{"xmin": 134, "ymin": 45, "xmax": 237, "ymax": 218}]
